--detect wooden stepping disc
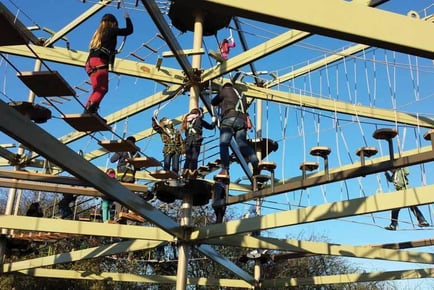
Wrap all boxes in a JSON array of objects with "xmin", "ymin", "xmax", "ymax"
[
  {"xmin": 299, "ymin": 162, "xmax": 319, "ymax": 172},
  {"xmin": 128, "ymin": 157, "xmax": 161, "ymax": 168},
  {"xmin": 99, "ymin": 139, "xmax": 139, "ymax": 152},
  {"xmin": 62, "ymin": 114, "xmax": 110, "ymax": 132},
  {"xmin": 155, "ymin": 179, "xmax": 212, "ymax": 206},
  {"xmin": 253, "ymin": 174, "xmax": 270, "ymax": 183},
  {"xmin": 356, "ymin": 146, "xmax": 378, "ymax": 158},
  {"xmin": 310, "ymin": 146, "xmax": 331, "ymax": 158},
  {"xmin": 423, "ymin": 129, "xmax": 434, "ymax": 141},
  {"xmin": 150, "ymin": 170, "xmax": 179, "ymax": 180},
  {"xmin": 258, "ymin": 161, "xmax": 277, "ymax": 171},
  {"xmin": 18, "ymin": 71, "xmax": 76, "ymax": 97},
  {"xmin": 214, "ymin": 174, "xmax": 230, "ymax": 183},
  {"xmin": 373, "ymin": 128, "xmax": 398, "ymax": 140},
  {"xmin": 9, "ymin": 101, "xmax": 51, "ymax": 123}
]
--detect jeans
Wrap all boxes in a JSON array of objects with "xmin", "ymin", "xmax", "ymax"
[
  {"xmin": 164, "ymin": 152, "xmax": 180, "ymax": 173},
  {"xmin": 219, "ymin": 117, "xmax": 259, "ymax": 170}
]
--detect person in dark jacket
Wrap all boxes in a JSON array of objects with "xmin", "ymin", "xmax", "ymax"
[
  {"xmin": 58, "ymin": 194, "xmax": 76, "ymax": 219},
  {"xmin": 181, "ymin": 108, "xmax": 216, "ymax": 178},
  {"xmin": 84, "ymin": 12, "xmax": 133, "ymax": 114},
  {"xmin": 110, "ymin": 136, "xmax": 139, "ymax": 220},
  {"xmin": 110, "ymin": 136, "xmax": 140, "ymax": 183},
  {"xmin": 211, "ymin": 82, "xmax": 259, "ymax": 177},
  {"xmin": 384, "ymin": 167, "xmax": 429, "ymax": 230}
]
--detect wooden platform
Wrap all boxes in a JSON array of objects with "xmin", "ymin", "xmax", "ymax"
[
  {"xmin": 9, "ymin": 101, "xmax": 52, "ymax": 123},
  {"xmin": 18, "ymin": 71, "xmax": 76, "ymax": 97},
  {"xmin": 12, "ymin": 232, "xmax": 80, "ymax": 242},
  {"xmin": 150, "ymin": 170, "xmax": 179, "ymax": 180},
  {"xmin": 99, "ymin": 139, "xmax": 139, "ymax": 152},
  {"xmin": 118, "ymin": 211, "xmax": 145, "ymax": 223},
  {"xmin": 0, "ymin": 2, "xmax": 39, "ymax": 46},
  {"xmin": 128, "ymin": 157, "xmax": 161, "ymax": 168},
  {"xmin": 155, "ymin": 179, "xmax": 213, "ymax": 206},
  {"xmin": 63, "ymin": 113, "xmax": 110, "ymax": 132}
]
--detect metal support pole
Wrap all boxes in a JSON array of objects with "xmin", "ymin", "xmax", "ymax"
[{"xmin": 176, "ymin": 11, "xmax": 203, "ymax": 290}]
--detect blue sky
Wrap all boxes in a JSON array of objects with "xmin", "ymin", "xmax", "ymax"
[{"xmin": 1, "ymin": 0, "xmax": 433, "ymax": 287}]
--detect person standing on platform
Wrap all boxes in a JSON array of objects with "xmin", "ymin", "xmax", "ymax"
[
  {"xmin": 152, "ymin": 113, "xmax": 184, "ymax": 175},
  {"xmin": 384, "ymin": 167, "xmax": 429, "ymax": 230},
  {"xmin": 211, "ymin": 82, "xmax": 259, "ymax": 178},
  {"xmin": 101, "ymin": 168, "xmax": 116, "ymax": 223},
  {"xmin": 180, "ymin": 108, "xmax": 216, "ymax": 178},
  {"xmin": 110, "ymin": 136, "xmax": 140, "ymax": 219},
  {"xmin": 84, "ymin": 12, "xmax": 133, "ymax": 114}
]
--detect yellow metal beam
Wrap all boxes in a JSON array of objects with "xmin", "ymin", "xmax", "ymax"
[
  {"xmin": 0, "ymin": 45, "xmax": 185, "ymax": 84},
  {"xmin": 4, "ymin": 239, "xmax": 162, "ymax": 273},
  {"xmin": 196, "ymin": 0, "xmax": 434, "ymax": 58},
  {"xmin": 190, "ymin": 183, "xmax": 434, "ymax": 240},
  {"xmin": 243, "ymin": 84, "xmax": 434, "ymax": 128},
  {"xmin": 17, "ymin": 268, "xmax": 252, "ymax": 288},
  {"xmin": 261, "ymin": 268, "xmax": 434, "ymax": 287},
  {"xmin": 0, "ymin": 215, "xmax": 173, "ymax": 241},
  {"xmin": 208, "ymin": 235, "xmax": 434, "ymax": 264}
]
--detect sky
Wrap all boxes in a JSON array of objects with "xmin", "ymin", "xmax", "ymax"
[{"xmin": 1, "ymin": 0, "xmax": 433, "ymax": 287}]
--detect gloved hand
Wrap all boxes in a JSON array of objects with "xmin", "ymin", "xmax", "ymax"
[{"xmin": 211, "ymin": 116, "xmax": 217, "ymax": 124}]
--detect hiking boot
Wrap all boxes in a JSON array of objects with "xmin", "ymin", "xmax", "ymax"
[
  {"xmin": 83, "ymin": 102, "xmax": 99, "ymax": 114},
  {"xmin": 418, "ymin": 220, "xmax": 429, "ymax": 227},
  {"xmin": 385, "ymin": 223, "xmax": 397, "ymax": 231}
]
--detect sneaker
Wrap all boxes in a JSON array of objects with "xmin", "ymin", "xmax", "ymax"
[
  {"xmin": 217, "ymin": 169, "xmax": 229, "ymax": 177},
  {"xmin": 418, "ymin": 220, "xmax": 429, "ymax": 227},
  {"xmin": 385, "ymin": 223, "xmax": 397, "ymax": 231}
]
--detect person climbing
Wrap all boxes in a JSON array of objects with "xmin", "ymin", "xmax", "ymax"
[
  {"xmin": 152, "ymin": 112, "xmax": 184, "ymax": 175},
  {"xmin": 180, "ymin": 108, "xmax": 216, "ymax": 178},
  {"xmin": 211, "ymin": 82, "xmax": 259, "ymax": 178},
  {"xmin": 110, "ymin": 136, "xmax": 140, "ymax": 220},
  {"xmin": 384, "ymin": 167, "xmax": 429, "ymax": 230},
  {"xmin": 219, "ymin": 36, "xmax": 235, "ymax": 60},
  {"xmin": 101, "ymin": 168, "xmax": 116, "ymax": 223},
  {"xmin": 83, "ymin": 12, "xmax": 133, "ymax": 114}
]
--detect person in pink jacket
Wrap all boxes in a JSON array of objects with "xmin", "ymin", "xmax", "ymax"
[{"xmin": 219, "ymin": 37, "xmax": 236, "ymax": 60}]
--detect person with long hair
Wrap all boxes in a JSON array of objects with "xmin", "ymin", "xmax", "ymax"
[
  {"xmin": 84, "ymin": 12, "xmax": 133, "ymax": 114},
  {"xmin": 181, "ymin": 108, "xmax": 216, "ymax": 178}
]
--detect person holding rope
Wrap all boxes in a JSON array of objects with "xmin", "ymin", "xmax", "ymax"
[
  {"xmin": 180, "ymin": 108, "xmax": 216, "ymax": 179},
  {"xmin": 384, "ymin": 167, "xmax": 429, "ymax": 230},
  {"xmin": 152, "ymin": 112, "xmax": 184, "ymax": 175},
  {"xmin": 211, "ymin": 82, "xmax": 259, "ymax": 178},
  {"xmin": 83, "ymin": 11, "xmax": 133, "ymax": 114}
]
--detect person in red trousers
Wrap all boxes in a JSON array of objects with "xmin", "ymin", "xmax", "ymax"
[{"xmin": 84, "ymin": 12, "xmax": 133, "ymax": 114}]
